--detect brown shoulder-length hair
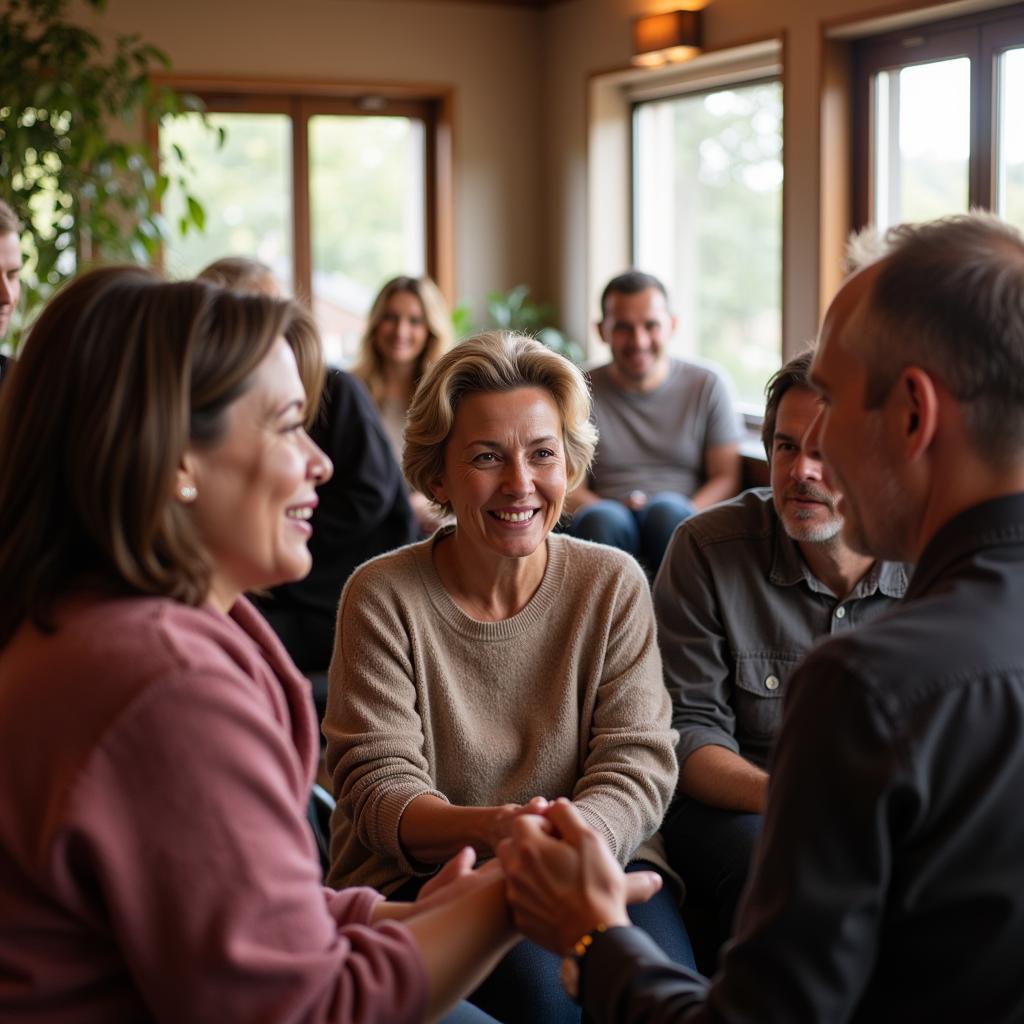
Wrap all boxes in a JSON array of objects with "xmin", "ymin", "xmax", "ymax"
[
  {"xmin": 351, "ymin": 274, "xmax": 453, "ymax": 404},
  {"xmin": 0, "ymin": 265, "xmax": 324, "ymax": 645}
]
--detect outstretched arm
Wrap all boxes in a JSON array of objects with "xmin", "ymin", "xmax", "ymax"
[{"xmin": 376, "ymin": 852, "xmax": 519, "ymax": 1022}]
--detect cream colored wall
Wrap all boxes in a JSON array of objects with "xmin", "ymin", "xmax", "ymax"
[
  {"xmin": 75, "ymin": 0, "xmax": 545, "ymax": 321},
  {"xmin": 539, "ymin": 0, "xmax": 987, "ymax": 353}
]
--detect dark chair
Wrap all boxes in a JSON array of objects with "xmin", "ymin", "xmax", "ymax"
[{"xmin": 307, "ymin": 782, "xmax": 336, "ymax": 880}]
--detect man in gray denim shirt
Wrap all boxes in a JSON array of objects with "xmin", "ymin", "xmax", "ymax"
[{"xmin": 652, "ymin": 349, "xmax": 907, "ymax": 955}]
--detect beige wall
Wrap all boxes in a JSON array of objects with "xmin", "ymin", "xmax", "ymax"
[{"xmin": 75, "ymin": 0, "xmax": 545, "ymax": 321}]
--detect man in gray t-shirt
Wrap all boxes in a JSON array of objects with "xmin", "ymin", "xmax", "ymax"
[{"xmin": 567, "ymin": 271, "xmax": 741, "ymax": 573}]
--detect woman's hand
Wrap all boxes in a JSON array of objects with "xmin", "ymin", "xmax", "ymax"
[
  {"xmin": 399, "ymin": 794, "xmax": 554, "ymax": 864},
  {"xmin": 373, "ymin": 848, "xmax": 504, "ymax": 924},
  {"xmin": 416, "ymin": 845, "xmax": 477, "ymax": 905},
  {"xmin": 482, "ymin": 796, "xmax": 552, "ymax": 851},
  {"xmin": 497, "ymin": 798, "xmax": 659, "ymax": 955}
]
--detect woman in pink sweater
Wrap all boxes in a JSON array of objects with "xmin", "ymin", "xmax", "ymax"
[{"xmin": 0, "ymin": 266, "xmax": 515, "ymax": 1023}]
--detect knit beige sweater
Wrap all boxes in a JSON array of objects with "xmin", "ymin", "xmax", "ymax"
[{"xmin": 324, "ymin": 529, "xmax": 678, "ymax": 894}]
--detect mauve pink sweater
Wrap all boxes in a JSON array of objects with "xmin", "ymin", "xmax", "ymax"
[{"xmin": 0, "ymin": 593, "xmax": 427, "ymax": 1023}]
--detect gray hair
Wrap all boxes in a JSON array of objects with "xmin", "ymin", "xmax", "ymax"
[{"xmin": 856, "ymin": 211, "xmax": 1024, "ymax": 464}]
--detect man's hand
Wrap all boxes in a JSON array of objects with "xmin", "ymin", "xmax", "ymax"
[{"xmin": 497, "ymin": 799, "xmax": 659, "ymax": 954}]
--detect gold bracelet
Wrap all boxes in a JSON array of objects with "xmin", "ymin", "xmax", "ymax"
[{"xmin": 560, "ymin": 923, "xmax": 608, "ymax": 1002}]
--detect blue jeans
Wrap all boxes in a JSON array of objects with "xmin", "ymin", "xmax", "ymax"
[
  {"xmin": 662, "ymin": 799, "xmax": 763, "ymax": 958},
  {"xmin": 570, "ymin": 493, "xmax": 694, "ymax": 575},
  {"xmin": 441, "ymin": 1003, "xmax": 500, "ymax": 1023},
  {"xmin": 393, "ymin": 860, "xmax": 695, "ymax": 1024}
]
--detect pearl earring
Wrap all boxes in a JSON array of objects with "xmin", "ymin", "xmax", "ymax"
[{"xmin": 179, "ymin": 484, "xmax": 198, "ymax": 502}]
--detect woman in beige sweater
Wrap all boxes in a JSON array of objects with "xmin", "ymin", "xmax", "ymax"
[{"xmin": 325, "ymin": 332, "xmax": 693, "ymax": 1023}]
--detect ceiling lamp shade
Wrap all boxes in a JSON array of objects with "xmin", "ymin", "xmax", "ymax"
[{"xmin": 632, "ymin": 9, "xmax": 703, "ymax": 67}]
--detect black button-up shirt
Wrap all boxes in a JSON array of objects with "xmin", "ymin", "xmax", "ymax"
[{"xmin": 584, "ymin": 494, "xmax": 1024, "ymax": 1023}]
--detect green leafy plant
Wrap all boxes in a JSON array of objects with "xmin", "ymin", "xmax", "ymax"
[
  {"xmin": 0, "ymin": 0, "xmax": 214, "ymax": 349},
  {"xmin": 455, "ymin": 284, "xmax": 583, "ymax": 364}
]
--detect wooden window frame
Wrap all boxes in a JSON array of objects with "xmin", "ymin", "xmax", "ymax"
[
  {"xmin": 852, "ymin": 4, "xmax": 1024, "ymax": 227},
  {"xmin": 628, "ymin": 73, "xmax": 784, "ymax": 420},
  {"xmin": 151, "ymin": 76, "xmax": 455, "ymax": 304}
]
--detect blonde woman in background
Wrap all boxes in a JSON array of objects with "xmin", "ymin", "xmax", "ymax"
[{"xmin": 353, "ymin": 275, "xmax": 454, "ymax": 534}]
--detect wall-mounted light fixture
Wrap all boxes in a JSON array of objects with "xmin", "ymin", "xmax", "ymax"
[{"xmin": 632, "ymin": 9, "xmax": 703, "ymax": 67}]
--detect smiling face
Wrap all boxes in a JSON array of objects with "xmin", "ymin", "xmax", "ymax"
[
  {"xmin": 770, "ymin": 385, "xmax": 844, "ymax": 546},
  {"xmin": 0, "ymin": 231, "xmax": 22, "ymax": 339},
  {"xmin": 599, "ymin": 287, "xmax": 674, "ymax": 391},
  {"xmin": 432, "ymin": 387, "xmax": 567, "ymax": 563},
  {"xmin": 185, "ymin": 336, "xmax": 333, "ymax": 611},
  {"xmin": 373, "ymin": 290, "xmax": 430, "ymax": 369}
]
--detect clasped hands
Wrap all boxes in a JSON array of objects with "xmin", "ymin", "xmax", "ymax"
[
  {"xmin": 495, "ymin": 797, "xmax": 659, "ymax": 954},
  {"xmin": 392, "ymin": 798, "xmax": 660, "ymax": 959}
]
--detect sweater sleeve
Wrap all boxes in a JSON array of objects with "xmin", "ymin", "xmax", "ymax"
[
  {"xmin": 571, "ymin": 556, "xmax": 679, "ymax": 863},
  {"xmin": 66, "ymin": 668, "xmax": 428, "ymax": 1024},
  {"xmin": 324, "ymin": 562, "xmax": 448, "ymax": 876}
]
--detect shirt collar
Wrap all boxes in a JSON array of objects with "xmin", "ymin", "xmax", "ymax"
[
  {"xmin": 908, "ymin": 492, "xmax": 1024, "ymax": 601},
  {"xmin": 769, "ymin": 512, "xmax": 909, "ymax": 598}
]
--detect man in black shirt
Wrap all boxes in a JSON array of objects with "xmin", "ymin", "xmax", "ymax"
[{"xmin": 498, "ymin": 212, "xmax": 1024, "ymax": 1023}]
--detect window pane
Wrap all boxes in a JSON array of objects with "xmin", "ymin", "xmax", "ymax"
[
  {"xmin": 997, "ymin": 46, "xmax": 1024, "ymax": 231},
  {"xmin": 634, "ymin": 81, "xmax": 782, "ymax": 408},
  {"xmin": 309, "ymin": 115, "xmax": 425, "ymax": 366},
  {"xmin": 160, "ymin": 112, "xmax": 292, "ymax": 289},
  {"xmin": 872, "ymin": 58, "xmax": 970, "ymax": 229}
]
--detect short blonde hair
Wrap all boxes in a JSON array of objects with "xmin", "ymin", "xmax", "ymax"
[
  {"xmin": 404, "ymin": 331, "xmax": 596, "ymax": 513},
  {"xmin": 352, "ymin": 275, "xmax": 453, "ymax": 403}
]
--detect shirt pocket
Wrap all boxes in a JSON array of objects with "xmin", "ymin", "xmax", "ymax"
[{"xmin": 733, "ymin": 653, "xmax": 803, "ymax": 741}]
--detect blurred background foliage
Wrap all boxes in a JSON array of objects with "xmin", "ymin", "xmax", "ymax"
[
  {"xmin": 0, "ymin": 0, "xmax": 212, "ymax": 350},
  {"xmin": 454, "ymin": 284, "xmax": 584, "ymax": 364}
]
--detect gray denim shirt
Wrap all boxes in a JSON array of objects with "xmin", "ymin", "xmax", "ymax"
[{"xmin": 652, "ymin": 488, "xmax": 908, "ymax": 770}]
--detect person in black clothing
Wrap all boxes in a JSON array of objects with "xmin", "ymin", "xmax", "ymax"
[
  {"xmin": 497, "ymin": 212, "xmax": 1024, "ymax": 1024},
  {"xmin": 197, "ymin": 258, "xmax": 417, "ymax": 685},
  {"xmin": 257, "ymin": 365, "xmax": 417, "ymax": 674}
]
